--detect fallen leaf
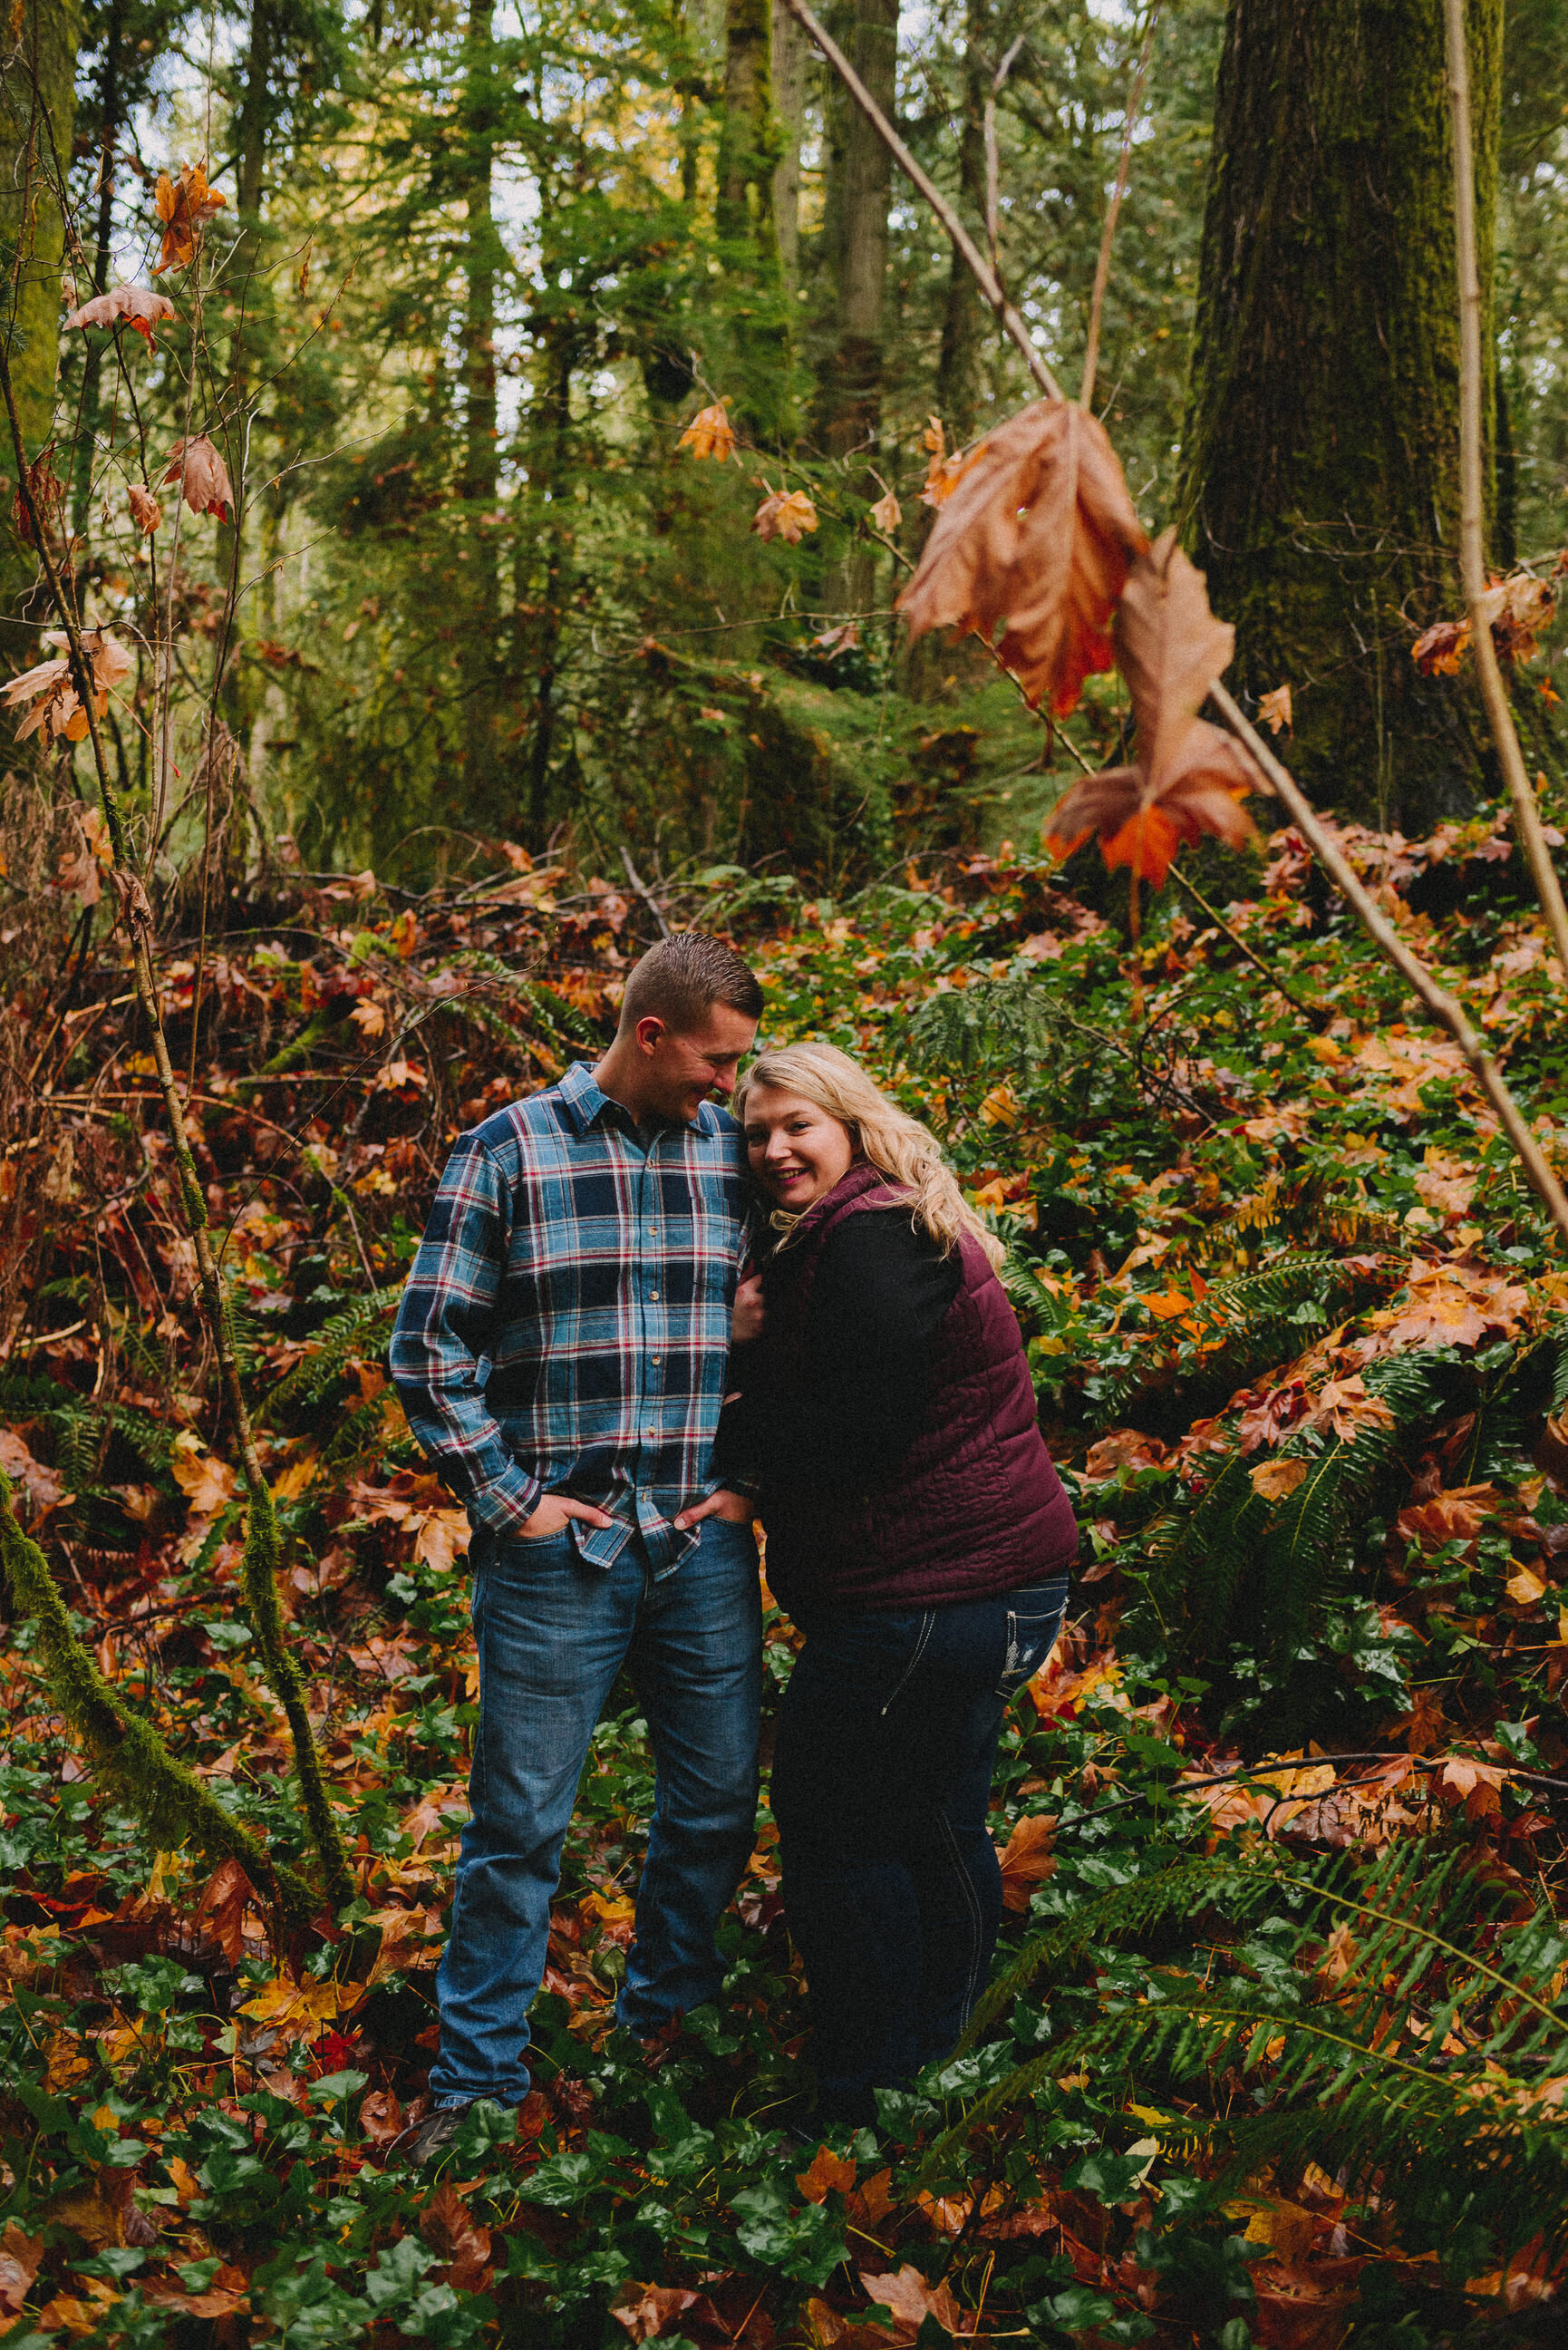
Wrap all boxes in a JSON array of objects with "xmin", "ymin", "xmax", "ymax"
[
  {"xmin": 162, "ymin": 436, "xmax": 234, "ymax": 522},
  {"xmin": 1507, "ymin": 1562, "xmax": 1547, "ymax": 1606},
  {"xmin": 797, "ymin": 2146, "xmax": 857, "ymax": 2202},
  {"xmin": 997, "ymin": 1812, "xmax": 1057, "ymax": 1911},
  {"xmin": 63, "ymin": 284, "xmax": 179, "ymax": 348},
  {"xmin": 1251, "ymin": 1457, "xmax": 1308, "ymax": 1501},
  {"xmin": 677, "ymin": 402, "xmax": 736, "ymax": 462},
  {"xmin": 857, "ymin": 2265, "xmax": 966, "ymax": 2345},
  {"xmin": 154, "ymin": 161, "xmax": 226, "ymax": 274},
  {"xmin": 1300, "ymin": 1375, "xmax": 1397, "ymax": 1444},
  {"xmin": 420, "ymin": 2180, "xmax": 492, "ymax": 2290},
  {"xmin": 194, "ymin": 1856, "xmax": 255, "ymax": 1965},
  {"xmin": 0, "ymin": 2220, "xmax": 43, "ymax": 2317},
  {"xmin": 611, "ymin": 2282, "xmax": 722, "ymax": 2341},
  {"xmin": 169, "ymin": 1430, "xmax": 237, "ymax": 1519},
  {"xmin": 898, "ymin": 396, "xmax": 1147, "ymax": 715}
]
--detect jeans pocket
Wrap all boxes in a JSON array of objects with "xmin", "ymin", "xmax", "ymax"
[{"xmin": 996, "ymin": 1587, "xmax": 1069, "ymax": 1699}]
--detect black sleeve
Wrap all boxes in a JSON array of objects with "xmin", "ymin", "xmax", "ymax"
[{"xmin": 791, "ymin": 1214, "xmax": 960, "ymax": 1485}]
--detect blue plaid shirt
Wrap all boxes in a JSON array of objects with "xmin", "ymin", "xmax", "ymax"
[{"xmin": 390, "ymin": 1060, "xmax": 751, "ymax": 1574}]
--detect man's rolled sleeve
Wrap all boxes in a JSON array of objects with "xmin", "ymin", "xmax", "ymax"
[{"xmin": 389, "ymin": 1135, "xmax": 540, "ymax": 1535}]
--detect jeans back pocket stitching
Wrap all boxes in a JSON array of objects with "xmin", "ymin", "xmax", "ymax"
[{"xmin": 880, "ymin": 1609, "xmax": 937, "ymax": 1717}]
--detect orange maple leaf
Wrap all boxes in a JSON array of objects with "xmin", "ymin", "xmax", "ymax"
[
  {"xmin": 154, "ymin": 162, "xmax": 226, "ymax": 274},
  {"xmin": 677, "ymin": 401, "xmax": 736, "ymax": 461},
  {"xmin": 1044, "ymin": 529, "xmax": 1257, "ymax": 881},
  {"xmin": 752, "ymin": 485, "xmax": 818, "ymax": 544}
]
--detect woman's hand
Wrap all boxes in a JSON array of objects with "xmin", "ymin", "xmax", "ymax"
[
  {"xmin": 731, "ymin": 1272, "xmax": 766, "ymax": 1345},
  {"xmin": 673, "ymin": 1489, "xmax": 755, "ymax": 1531},
  {"xmin": 518, "ymin": 1491, "xmax": 616, "ymax": 1539}
]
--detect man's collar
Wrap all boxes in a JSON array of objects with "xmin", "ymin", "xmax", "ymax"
[{"xmin": 559, "ymin": 1059, "xmax": 725, "ymax": 1141}]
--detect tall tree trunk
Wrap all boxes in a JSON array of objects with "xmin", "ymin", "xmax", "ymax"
[
  {"xmin": 770, "ymin": 0, "xmax": 806, "ymax": 287},
  {"xmin": 818, "ymin": 0, "xmax": 897, "ymax": 457},
  {"xmin": 217, "ymin": 0, "xmax": 273, "ymax": 749},
  {"xmin": 934, "ymin": 0, "xmax": 987, "ymax": 445},
  {"xmin": 528, "ymin": 329, "xmax": 573, "ymax": 846},
  {"xmin": 1178, "ymin": 0, "xmax": 1503, "ymax": 827},
  {"xmin": 0, "ymin": 0, "xmax": 81, "ymax": 628},
  {"xmin": 460, "ymin": 0, "xmax": 502, "ymax": 824},
  {"xmin": 719, "ymin": 0, "xmax": 789, "ymax": 436},
  {"xmin": 73, "ymin": 0, "xmax": 123, "ymax": 539}
]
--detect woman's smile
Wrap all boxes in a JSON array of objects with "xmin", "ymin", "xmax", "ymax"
[{"xmin": 742, "ymin": 1083, "xmax": 857, "ymax": 1208}]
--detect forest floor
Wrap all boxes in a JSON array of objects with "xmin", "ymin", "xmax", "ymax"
[{"xmin": 3, "ymin": 804, "xmax": 1567, "ymax": 2349}]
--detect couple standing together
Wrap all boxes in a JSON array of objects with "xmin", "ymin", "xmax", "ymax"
[{"xmin": 389, "ymin": 933, "xmax": 1079, "ymax": 2160}]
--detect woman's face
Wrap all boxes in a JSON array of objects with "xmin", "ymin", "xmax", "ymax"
[{"xmin": 742, "ymin": 1083, "xmax": 856, "ymax": 1209}]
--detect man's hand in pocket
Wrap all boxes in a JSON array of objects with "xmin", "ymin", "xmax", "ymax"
[
  {"xmin": 519, "ymin": 1492, "xmax": 616, "ymax": 1539},
  {"xmin": 673, "ymin": 1489, "xmax": 755, "ymax": 1531}
]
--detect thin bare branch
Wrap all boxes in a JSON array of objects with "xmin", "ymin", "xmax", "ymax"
[
  {"xmin": 1080, "ymin": 7, "xmax": 1160, "ymax": 414},
  {"xmin": 1443, "ymin": 0, "xmax": 1568, "ymax": 981}
]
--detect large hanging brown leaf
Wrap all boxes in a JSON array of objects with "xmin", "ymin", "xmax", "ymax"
[
  {"xmin": 896, "ymin": 397, "xmax": 1148, "ymax": 715},
  {"xmin": 161, "ymin": 436, "xmax": 234, "ymax": 522},
  {"xmin": 1045, "ymin": 528, "xmax": 1257, "ymax": 884},
  {"xmin": 63, "ymin": 285, "xmax": 179, "ymax": 349}
]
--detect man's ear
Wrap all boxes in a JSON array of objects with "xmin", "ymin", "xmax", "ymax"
[{"xmin": 634, "ymin": 1014, "xmax": 668, "ymax": 1057}]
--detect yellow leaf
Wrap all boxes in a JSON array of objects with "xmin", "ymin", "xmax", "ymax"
[
  {"xmin": 271, "ymin": 1450, "xmax": 318, "ymax": 1503},
  {"xmin": 677, "ymin": 401, "xmax": 736, "ymax": 462},
  {"xmin": 1507, "ymin": 1562, "xmax": 1547, "ymax": 1606},
  {"xmin": 1250, "ymin": 1458, "xmax": 1308, "ymax": 1501}
]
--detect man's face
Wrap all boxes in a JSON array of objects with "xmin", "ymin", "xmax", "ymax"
[{"xmin": 637, "ymin": 1004, "xmax": 759, "ymax": 1124}]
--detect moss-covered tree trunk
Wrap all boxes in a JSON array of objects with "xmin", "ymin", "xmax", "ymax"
[
  {"xmin": 720, "ymin": 0, "xmax": 789, "ymax": 438},
  {"xmin": 0, "ymin": 0, "xmax": 81, "ymax": 636},
  {"xmin": 1177, "ymin": 0, "xmax": 1502, "ymax": 826}
]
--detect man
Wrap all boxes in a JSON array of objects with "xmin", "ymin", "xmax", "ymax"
[{"xmin": 389, "ymin": 932, "xmax": 765, "ymax": 2161}]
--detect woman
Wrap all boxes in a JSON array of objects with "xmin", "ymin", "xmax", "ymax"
[{"xmin": 710, "ymin": 1043, "xmax": 1079, "ymax": 2130}]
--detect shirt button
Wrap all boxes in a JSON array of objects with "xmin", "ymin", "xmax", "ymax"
[{"xmin": 650, "ymin": 1287, "xmax": 660, "ymax": 1298}]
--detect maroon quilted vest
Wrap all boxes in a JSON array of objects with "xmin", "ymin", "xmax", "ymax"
[{"xmin": 759, "ymin": 1163, "xmax": 1079, "ymax": 1618}]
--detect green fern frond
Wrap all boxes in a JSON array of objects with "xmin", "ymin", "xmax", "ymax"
[{"xmin": 259, "ymin": 1287, "xmax": 400, "ymax": 1426}]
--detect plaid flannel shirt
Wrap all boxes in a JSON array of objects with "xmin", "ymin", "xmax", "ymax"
[{"xmin": 389, "ymin": 1059, "xmax": 752, "ymax": 1574}]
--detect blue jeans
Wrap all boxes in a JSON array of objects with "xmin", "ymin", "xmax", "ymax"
[
  {"xmin": 769, "ymin": 1575, "xmax": 1070, "ymax": 2126},
  {"xmin": 429, "ymin": 1516, "xmax": 762, "ymax": 2106}
]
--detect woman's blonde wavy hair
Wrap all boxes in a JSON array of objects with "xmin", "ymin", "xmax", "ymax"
[{"xmin": 733, "ymin": 1041, "xmax": 1005, "ymax": 1268}]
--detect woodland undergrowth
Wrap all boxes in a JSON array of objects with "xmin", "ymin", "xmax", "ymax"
[{"xmin": 4, "ymin": 806, "xmax": 1568, "ymax": 2348}]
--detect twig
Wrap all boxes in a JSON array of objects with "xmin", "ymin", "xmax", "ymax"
[
  {"xmin": 1080, "ymin": 7, "xmax": 1160, "ymax": 413},
  {"xmin": 1166, "ymin": 864, "xmax": 1330, "ymax": 1029},
  {"xmin": 983, "ymin": 37, "xmax": 1025, "ymax": 283},
  {"xmin": 1209, "ymin": 680, "xmax": 1568, "ymax": 1242},
  {"xmin": 620, "ymin": 847, "xmax": 673, "ymax": 940},
  {"xmin": 1443, "ymin": 0, "xmax": 1568, "ymax": 980},
  {"xmin": 780, "ymin": 0, "xmax": 1062, "ymax": 402}
]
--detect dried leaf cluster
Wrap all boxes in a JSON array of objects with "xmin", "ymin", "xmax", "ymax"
[
  {"xmin": 0, "ymin": 629, "xmax": 133, "ymax": 746},
  {"xmin": 752, "ymin": 484, "xmax": 818, "ymax": 545},
  {"xmin": 1412, "ymin": 569, "xmax": 1559, "ymax": 676}
]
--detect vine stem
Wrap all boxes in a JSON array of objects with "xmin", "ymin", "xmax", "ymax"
[
  {"xmin": 779, "ymin": 0, "xmax": 1063, "ymax": 403},
  {"xmin": 1443, "ymin": 0, "xmax": 1568, "ymax": 981},
  {"xmin": 0, "ymin": 326, "xmax": 353, "ymax": 1911}
]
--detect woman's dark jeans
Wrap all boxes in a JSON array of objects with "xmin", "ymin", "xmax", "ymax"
[{"xmin": 769, "ymin": 1574, "xmax": 1070, "ymax": 2127}]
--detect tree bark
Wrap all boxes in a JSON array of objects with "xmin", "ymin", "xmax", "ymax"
[
  {"xmin": 0, "ymin": 0, "xmax": 81, "ymax": 626},
  {"xmin": 1178, "ymin": 0, "xmax": 1503, "ymax": 827},
  {"xmin": 719, "ymin": 0, "xmax": 789, "ymax": 434},
  {"xmin": 460, "ymin": 0, "xmax": 503, "ymax": 823},
  {"xmin": 934, "ymin": 0, "xmax": 988, "ymax": 444},
  {"xmin": 771, "ymin": 0, "xmax": 807, "ymax": 286},
  {"xmin": 818, "ymin": 0, "xmax": 897, "ymax": 456}
]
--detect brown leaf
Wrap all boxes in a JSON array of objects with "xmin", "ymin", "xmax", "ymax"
[
  {"xmin": 1251, "ymin": 1457, "xmax": 1308, "ymax": 1502},
  {"xmin": 868, "ymin": 488, "xmax": 901, "ymax": 534},
  {"xmin": 611, "ymin": 2283, "xmax": 723, "ymax": 2342},
  {"xmin": 63, "ymin": 285, "xmax": 179, "ymax": 349},
  {"xmin": 898, "ymin": 396, "xmax": 1148, "ymax": 715},
  {"xmin": 797, "ymin": 2146, "xmax": 857, "ymax": 2203},
  {"xmin": 128, "ymin": 483, "xmax": 163, "ymax": 534},
  {"xmin": 857, "ymin": 2265, "xmax": 966, "ymax": 2345},
  {"xmin": 677, "ymin": 402, "xmax": 736, "ymax": 462},
  {"xmin": 0, "ymin": 1428, "xmax": 64, "ymax": 1516},
  {"xmin": 1396, "ymin": 1484, "xmax": 1498, "ymax": 1559},
  {"xmin": 1258, "ymin": 682, "xmax": 1292, "ymax": 734},
  {"xmin": 194, "ymin": 1856, "xmax": 255, "ymax": 1965},
  {"xmin": 0, "ymin": 2220, "xmax": 44, "ymax": 2317},
  {"xmin": 420, "ymin": 2181, "xmax": 492, "ymax": 2291},
  {"xmin": 1369, "ymin": 1263, "xmax": 1528, "ymax": 1353},
  {"xmin": 997, "ymin": 1811, "xmax": 1057, "ymax": 1912},
  {"xmin": 1479, "ymin": 571, "xmax": 1555, "ymax": 665},
  {"xmin": 169, "ymin": 1431, "xmax": 237, "ymax": 1519},
  {"xmin": 1299, "ymin": 1375, "xmax": 1397, "ymax": 1445},
  {"xmin": 1412, "ymin": 617, "xmax": 1471, "ymax": 676},
  {"xmin": 1044, "ymin": 532, "xmax": 1257, "ymax": 881},
  {"xmin": 10, "ymin": 442, "xmax": 64, "ymax": 548},
  {"xmin": 753, "ymin": 486, "xmax": 818, "ymax": 545},
  {"xmin": 154, "ymin": 162, "xmax": 226, "ymax": 274},
  {"xmin": 358, "ymin": 2087, "xmax": 405, "ymax": 2147},
  {"xmin": 161, "ymin": 436, "xmax": 234, "ymax": 522}
]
